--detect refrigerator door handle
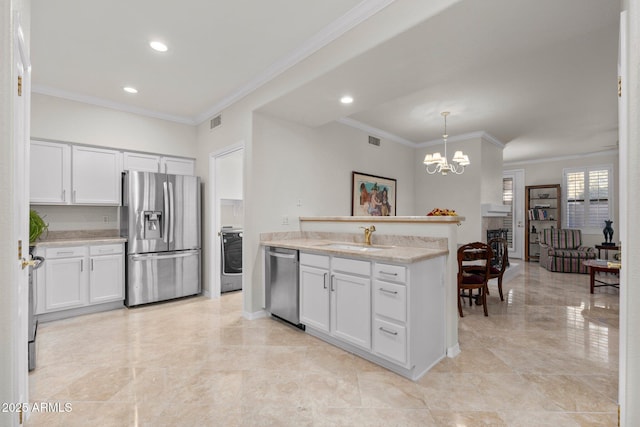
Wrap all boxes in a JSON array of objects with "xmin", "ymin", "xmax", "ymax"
[
  {"xmin": 131, "ymin": 250, "xmax": 199, "ymax": 261},
  {"xmin": 168, "ymin": 181, "xmax": 175, "ymax": 243},
  {"xmin": 163, "ymin": 182, "xmax": 169, "ymax": 243}
]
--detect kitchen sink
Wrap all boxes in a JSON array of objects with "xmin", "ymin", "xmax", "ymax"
[{"xmin": 321, "ymin": 243, "xmax": 385, "ymax": 252}]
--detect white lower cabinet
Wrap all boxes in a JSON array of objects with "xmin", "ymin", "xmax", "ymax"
[
  {"xmin": 298, "ymin": 251, "xmax": 445, "ymax": 380},
  {"xmin": 331, "ymin": 270, "xmax": 371, "ymax": 350},
  {"xmin": 299, "ymin": 254, "xmax": 371, "ymax": 350},
  {"xmin": 43, "ymin": 248, "xmax": 86, "ymax": 312},
  {"xmin": 299, "ymin": 264, "xmax": 330, "ymax": 332},
  {"xmin": 35, "ymin": 243, "xmax": 124, "ymax": 315}
]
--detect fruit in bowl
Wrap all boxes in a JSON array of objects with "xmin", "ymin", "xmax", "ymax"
[{"xmin": 427, "ymin": 208, "xmax": 458, "ymax": 216}]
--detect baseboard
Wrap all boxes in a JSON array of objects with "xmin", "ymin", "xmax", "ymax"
[
  {"xmin": 447, "ymin": 343, "xmax": 461, "ymax": 358},
  {"xmin": 243, "ymin": 309, "xmax": 268, "ymax": 320}
]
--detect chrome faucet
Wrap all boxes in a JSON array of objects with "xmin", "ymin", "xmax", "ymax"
[{"xmin": 360, "ymin": 225, "xmax": 376, "ymax": 245}]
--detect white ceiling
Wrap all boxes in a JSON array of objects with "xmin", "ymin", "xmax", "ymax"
[{"xmin": 30, "ymin": 0, "xmax": 620, "ymax": 163}]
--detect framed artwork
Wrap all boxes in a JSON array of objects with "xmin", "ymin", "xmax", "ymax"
[{"xmin": 351, "ymin": 171, "xmax": 397, "ymax": 216}]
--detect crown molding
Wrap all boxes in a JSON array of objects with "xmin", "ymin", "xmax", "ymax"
[
  {"xmin": 417, "ymin": 131, "xmax": 505, "ymax": 148},
  {"xmin": 194, "ymin": 0, "xmax": 396, "ymax": 124},
  {"xmin": 503, "ymin": 148, "xmax": 619, "ymax": 167},
  {"xmin": 32, "ymin": 84, "xmax": 197, "ymax": 125},
  {"xmin": 337, "ymin": 117, "xmax": 417, "ymax": 147}
]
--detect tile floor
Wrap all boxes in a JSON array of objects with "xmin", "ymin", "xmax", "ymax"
[{"xmin": 27, "ymin": 263, "xmax": 619, "ymax": 426}]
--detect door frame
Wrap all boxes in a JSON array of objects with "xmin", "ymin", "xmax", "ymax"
[
  {"xmin": 503, "ymin": 169, "xmax": 525, "ymax": 259},
  {"xmin": 208, "ymin": 142, "xmax": 244, "ymax": 298}
]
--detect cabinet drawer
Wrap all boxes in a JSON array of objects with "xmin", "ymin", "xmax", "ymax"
[
  {"xmin": 332, "ymin": 257, "xmax": 370, "ymax": 276},
  {"xmin": 45, "ymin": 246, "xmax": 87, "ymax": 259},
  {"xmin": 300, "ymin": 252, "xmax": 330, "ymax": 269},
  {"xmin": 373, "ymin": 262, "xmax": 406, "ymax": 283},
  {"xmin": 90, "ymin": 244, "xmax": 123, "ymax": 256},
  {"xmin": 373, "ymin": 318, "xmax": 407, "ymax": 365},
  {"xmin": 374, "ymin": 280, "xmax": 407, "ymax": 322}
]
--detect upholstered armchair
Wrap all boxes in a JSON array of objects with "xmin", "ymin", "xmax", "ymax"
[{"xmin": 538, "ymin": 229, "xmax": 596, "ymax": 274}]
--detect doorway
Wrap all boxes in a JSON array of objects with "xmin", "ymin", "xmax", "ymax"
[
  {"xmin": 503, "ymin": 169, "xmax": 525, "ymax": 259},
  {"xmin": 208, "ymin": 144, "xmax": 244, "ymax": 297}
]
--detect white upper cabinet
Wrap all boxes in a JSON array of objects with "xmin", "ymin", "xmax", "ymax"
[
  {"xmin": 30, "ymin": 140, "xmax": 195, "ymax": 205},
  {"xmin": 30, "ymin": 140, "xmax": 71, "ymax": 204},
  {"xmin": 161, "ymin": 157, "xmax": 195, "ymax": 175},
  {"xmin": 72, "ymin": 146, "xmax": 122, "ymax": 205},
  {"xmin": 123, "ymin": 152, "xmax": 160, "ymax": 173}
]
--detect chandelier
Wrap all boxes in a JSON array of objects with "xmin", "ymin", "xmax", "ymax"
[{"xmin": 423, "ymin": 111, "xmax": 470, "ymax": 175}]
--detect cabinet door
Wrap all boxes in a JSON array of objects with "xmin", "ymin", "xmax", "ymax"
[
  {"xmin": 299, "ymin": 265, "xmax": 330, "ymax": 333},
  {"xmin": 161, "ymin": 157, "xmax": 195, "ymax": 175},
  {"xmin": 30, "ymin": 140, "xmax": 71, "ymax": 204},
  {"xmin": 331, "ymin": 272, "xmax": 371, "ymax": 350},
  {"xmin": 72, "ymin": 146, "xmax": 122, "ymax": 205},
  {"xmin": 43, "ymin": 257, "xmax": 86, "ymax": 312},
  {"xmin": 89, "ymin": 254, "xmax": 124, "ymax": 304},
  {"xmin": 123, "ymin": 152, "xmax": 160, "ymax": 172}
]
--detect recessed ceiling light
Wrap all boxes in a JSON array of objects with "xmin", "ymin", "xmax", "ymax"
[
  {"xmin": 150, "ymin": 41, "xmax": 168, "ymax": 52},
  {"xmin": 340, "ymin": 95, "xmax": 354, "ymax": 104},
  {"xmin": 123, "ymin": 86, "xmax": 138, "ymax": 94}
]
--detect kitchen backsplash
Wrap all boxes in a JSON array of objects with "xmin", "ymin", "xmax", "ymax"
[{"xmin": 30, "ymin": 205, "xmax": 119, "ymax": 231}]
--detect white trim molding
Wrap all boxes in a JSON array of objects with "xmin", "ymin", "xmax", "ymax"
[
  {"xmin": 32, "ymin": 84, "xmax": 197, "ymax": 125},
  {"xmin": 503, "ymin": 148, "xmax": 619, "ymax": 167},
  {"xmin": 195, "ymin": 0, "xmax": 396, "ymax": 124}
]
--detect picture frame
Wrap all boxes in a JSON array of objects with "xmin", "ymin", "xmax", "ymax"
[{"xmin": 351, "ymin": 171, "xmax": 397, "ymax": 216}]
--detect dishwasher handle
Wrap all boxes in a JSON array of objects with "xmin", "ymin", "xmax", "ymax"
[{"xmin": 267, "ymin": 251, "xmax": 297, "ymax": 260}]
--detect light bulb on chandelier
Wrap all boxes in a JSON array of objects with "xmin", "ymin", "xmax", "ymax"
[{"xmin": 423, "ymin": 111, "xmax": 470, "ymax": 175}]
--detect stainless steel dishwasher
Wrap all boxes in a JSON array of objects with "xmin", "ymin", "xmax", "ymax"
[{"xmin": 265, "ymin": 246, "xmax": 304, "ymax": 329}]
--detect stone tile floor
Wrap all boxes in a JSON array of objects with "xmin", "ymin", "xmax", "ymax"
[{"xmin": 27, "ymin": 263, "xmax": 618, "ymax": 426}]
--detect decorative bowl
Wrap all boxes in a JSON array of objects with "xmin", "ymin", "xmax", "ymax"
[{"xmin": 538, "ymin": 193, "xmax": 550, "ymax": 199}]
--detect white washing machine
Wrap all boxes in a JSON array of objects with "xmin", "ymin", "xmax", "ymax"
[{"xmin": 220, "ymin": 227, "xmax": 242, "ymax": 292}]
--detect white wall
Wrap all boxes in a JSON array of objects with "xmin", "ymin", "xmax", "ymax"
[
  {"xmin": 30, "ymin": 205, "xmax": 118, "ymax": 231},
  {"xmin": 215, "ymin": 148, "xmax": 243, "ymax": 200},
  {"xmin": 247, "ymin": 113, "xmax": 416, "ymax": 308},
  {"xmin": 32, "ymin": 94, "xmax": 197, "ymax": 157},
  {"xmin": 414, "ymin": 135, "xmax": 504, "ymax": 244},
  {"xmin": 505, "ymin": 151, "xmax": 619, "ymax": 247}
]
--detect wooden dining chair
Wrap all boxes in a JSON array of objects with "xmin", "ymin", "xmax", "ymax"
[
  {"xmin": 487, "ymin": 237, "xmax": 509, "ymax": 301},
  {"xmin": 457, "ymin": 242, "xmax": 493, "ymax": 317}
]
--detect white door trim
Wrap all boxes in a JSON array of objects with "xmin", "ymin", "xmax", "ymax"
[{"xmin": 208, "ymin": 142, "xmax": 244, "ymax": 299}]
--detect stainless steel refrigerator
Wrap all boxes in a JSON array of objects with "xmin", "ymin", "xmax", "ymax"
[{"xmin": 121, "ymin": 171, "xmax": 201, "ymax": 307}]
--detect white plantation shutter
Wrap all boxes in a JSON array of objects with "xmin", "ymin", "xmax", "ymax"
[
  {"xmin": 563, "ymin": 165, "xmax": 613, "ymax": 231},
  {"xmin": 502, "ymin": 177, "xmax": 514, "ymax": 247}
]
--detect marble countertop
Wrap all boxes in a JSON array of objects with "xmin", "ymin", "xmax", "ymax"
[
  {"xmin": 261, "ymin": 232, "xmax": 448, "ymax": 264},
  {"xmin": 32, "ymin": 230, "xmax": 126, "ymax": 247}
]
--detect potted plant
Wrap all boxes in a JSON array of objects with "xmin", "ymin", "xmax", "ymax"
[{"xmin": 29, "ymin": 209, "xmax": 48, "ymax": 244}]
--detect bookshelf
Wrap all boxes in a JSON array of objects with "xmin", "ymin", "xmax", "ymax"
[{"xmin": 525, "ymin": 184, "xmax": 561, "ymax": 262}]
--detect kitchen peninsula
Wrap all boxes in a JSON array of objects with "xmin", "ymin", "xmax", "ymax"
[{"xmin": 261, "ymin": 215, "xmax": 463, "ymax": 380}]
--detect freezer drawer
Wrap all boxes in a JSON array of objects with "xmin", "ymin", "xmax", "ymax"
[{"xmin": 126, "ymin": 249, "xmax": 200, "ymax": 307}]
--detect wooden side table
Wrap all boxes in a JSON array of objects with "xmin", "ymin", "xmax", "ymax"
[
  {"xmin": 583, "ymin": 259, "xmax": 620, "ymax": 293},
  {"xmin": 595, "ymin": 244, "xmax": 620, "ymax": 260}
]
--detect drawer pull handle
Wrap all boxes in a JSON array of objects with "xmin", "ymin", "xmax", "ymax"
[
  {"xmin": 98, "ymin": 249, "xmax": 115, "ymax": 253},
  {"xmin": 56, "ymin": 251, "xmax": 74, "ymax": 255},
  {"xmin": 379, "ymin": 327, "xmax": 398, "ymax": 336},
  {"xmin": 379, "ymin": 288, "xmax": 398, "ymax": 295},
  {"xmin": 379, "ymin": 271, "xmax": 398, "ymax": 276}
]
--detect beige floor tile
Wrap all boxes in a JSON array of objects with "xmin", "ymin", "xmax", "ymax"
[{"xmin": 26, "ymin": 264, "xmax": 620, "ymax": 426}]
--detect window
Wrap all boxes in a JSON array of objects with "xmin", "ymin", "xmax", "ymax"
[{"xmin": 563, "ymin": 165, "xmax": 613, "ymax": 232}]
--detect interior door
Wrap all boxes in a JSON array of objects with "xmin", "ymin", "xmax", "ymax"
[{"xmin": 14, "ymin": 16, "xmax": 31, "ymax": 422}]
